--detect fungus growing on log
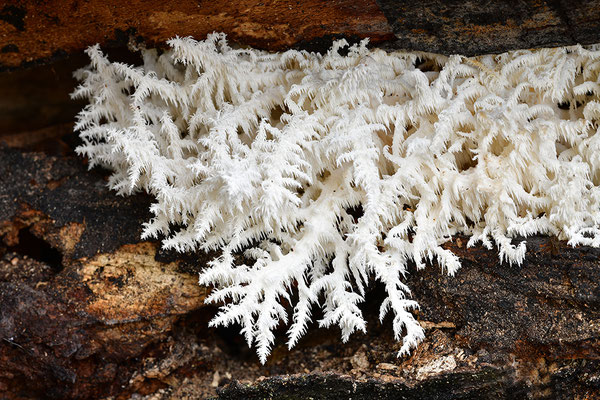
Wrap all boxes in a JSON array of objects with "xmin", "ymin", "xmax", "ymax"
[{"xmin": 73, "ymin": 33, "xmax": 600, "ymax": 363}]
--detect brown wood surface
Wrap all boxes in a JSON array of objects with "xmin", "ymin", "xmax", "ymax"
[
  {"xmin": 2, "ymin": 0, "xmax": 600, "ymax": 70},
  {"xmin": 0, "ymin": 0, "xmax": 393, "ymax": 70}
]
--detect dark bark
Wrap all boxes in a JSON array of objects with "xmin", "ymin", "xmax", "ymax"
[{"xmin": 376, "ymin": 0, "xmax": 600, "ymax": 56}]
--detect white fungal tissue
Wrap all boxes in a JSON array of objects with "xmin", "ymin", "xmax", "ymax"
[{"xmin": 73, "ymin": 33, "xmax": 600, "ymax": 363}]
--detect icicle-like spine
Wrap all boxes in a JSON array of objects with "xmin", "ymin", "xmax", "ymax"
[{"xmin": 73, "ymin": 33, "xmax": 600, "ymax": 363}]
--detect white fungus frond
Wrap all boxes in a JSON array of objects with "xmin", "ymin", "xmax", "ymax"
[{"xmin": 74, "ymin": 33, "xmax": 600, "ymax": 363}]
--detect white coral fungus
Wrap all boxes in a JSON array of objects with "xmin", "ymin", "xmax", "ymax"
[{"xmin": 73, "ymin": 33, "xmax": 600, "ymax": 363}]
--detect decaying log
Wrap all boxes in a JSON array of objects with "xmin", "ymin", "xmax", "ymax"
[
  {"xmin": 2, "ymin": 2, "xmax": 600, "ymax": 398},
  {"xmin": 0, "ymin": 145, "xmax": 598, "ymax": 399}
]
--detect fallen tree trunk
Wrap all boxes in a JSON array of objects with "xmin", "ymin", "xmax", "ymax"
[
  {"xmin": 2, "ymin": 2, "xmax": 600, "ymax": 397},
  {"xmin": 0, "ymin": 146, "xmax": 598, "ymax": 399}
]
